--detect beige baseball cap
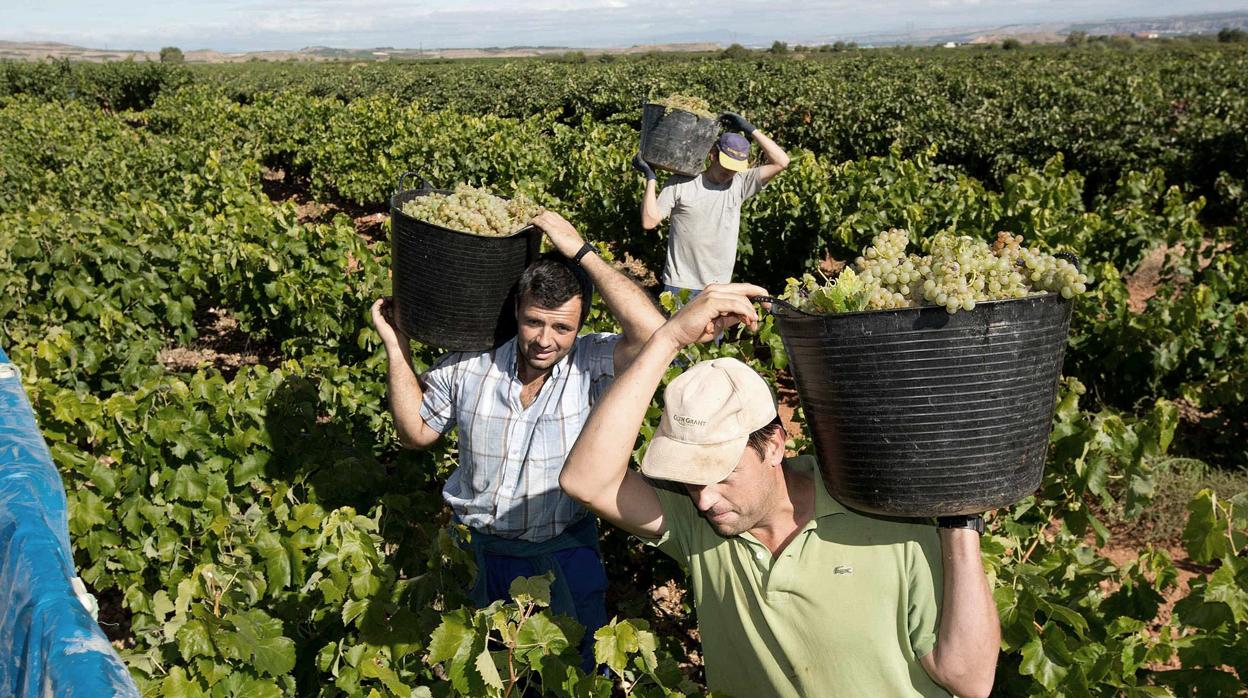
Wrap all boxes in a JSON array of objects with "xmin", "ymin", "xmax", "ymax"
[{"xmin": 640, "ymin": 358, "xmax": 779, "ymax": 486}]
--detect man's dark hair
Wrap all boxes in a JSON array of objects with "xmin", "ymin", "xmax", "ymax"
[
  {"xmin": 746, "ymin": 415, "xmax": 785, "ymax": 457},
  {"xmin": 516, "ymin": 254, "xmax": 594, "ymax": 326}
]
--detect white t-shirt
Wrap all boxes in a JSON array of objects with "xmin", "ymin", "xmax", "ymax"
[{"xmin": 656, "ymin": 167, "xmax": 766, "ymax": 290}]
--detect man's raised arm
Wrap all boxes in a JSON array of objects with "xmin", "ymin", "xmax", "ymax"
[
  {"xmin": 633, "ymin": 154, "xmax": 665, "ymax": 230},
  {"xmin": 531, "ymin": 211, "xmax": 665, "ymax": 371},
  {"xmin": 559, "ymin": 283, "xmax": 767, "ymax": 539},
  {"xmin": 370, "ymin": 298, "xmax": 442, "ymax": 450},
  {"xmin": 721, "ymin": 112, "xmax": 790, "ymax": 184}
]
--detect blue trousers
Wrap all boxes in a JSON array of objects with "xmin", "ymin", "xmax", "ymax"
[{"xmin": 479, "ymin": 545, "xmax": 608, "ymax": 671}]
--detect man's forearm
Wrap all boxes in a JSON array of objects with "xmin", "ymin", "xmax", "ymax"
[
  {"xmin": 641, "ymin": 180, "xmax": 662, "ymax": 229},
  {"xmin": 385, "ymin": 343, "xmax": 430, "ymax": 448},
  {"xmin": 926, "ymin": 529, "xmax": 1000, "ymax": 698},
  {"xmin": 579, "ymin": 252, "xmax": 664, "ymax": 349},
  {"xmin": 751, "ymin": 130, "xmax": 790, "ymax": 169}
]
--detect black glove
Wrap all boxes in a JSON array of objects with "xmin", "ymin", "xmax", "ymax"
[
  {"xmin": 719, "ymin": 112, "xmax": 756, "ymax": 134},
  {"xmin": 632, "ymin": 153, "xmax": 657, "ymax": 181}
]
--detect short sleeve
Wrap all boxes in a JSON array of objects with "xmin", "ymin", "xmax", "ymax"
[
  {"xmin": 637, "ymin": 478, "xmax": 696, "ymax": 563},
  {"xmin": 418, "ymin": 352, "xmax": 463, "ymax": 434},
  {"xmin": 574, "ymin": 332, "xmax": 622, "ymax": 405},
  {"xmin": 738, "ymin": 167, "xmax": 766, "ymax": 200},
  {"xmin": 905, "ymin": 531, "xmax": 944, "ymax": 660},
  {"xmin": 656, "ymin": 183, "xmax": 677, "ymax": 219}
]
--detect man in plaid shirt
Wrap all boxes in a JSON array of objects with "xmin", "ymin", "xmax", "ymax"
[{"xmin": 370, "ymin": 211, "xmax": 666, "ymax": 666}]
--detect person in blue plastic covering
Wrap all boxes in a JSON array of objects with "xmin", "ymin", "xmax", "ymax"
[
  {"xmin": 634, "ymin": 112, "xmax": 790, "ymax": 301},
  {"xmin": 369, "ymin": 210, "xmax": 665, "ymax": 669}
]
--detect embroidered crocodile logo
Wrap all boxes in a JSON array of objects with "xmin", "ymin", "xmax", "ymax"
[{"xmin": 833, "ymin": 565, "xmax": 854, "ymax": 575}]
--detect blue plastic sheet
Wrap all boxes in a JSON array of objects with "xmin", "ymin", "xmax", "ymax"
[{"xmin": 0, "ymin": 346, "xmax": 139, "ymax": 697}]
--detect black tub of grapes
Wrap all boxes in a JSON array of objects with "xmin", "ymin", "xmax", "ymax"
[
  {"xmin": 769, "ymin": 230, "xmax": 1086, "ymax": 517},
  {"xmin": 639, "ymin": 96, "xmax": 721, "ymax": 177},
  {"xmin": 390, "ymin": 174, "xmax": 542, "ymax": 351}
]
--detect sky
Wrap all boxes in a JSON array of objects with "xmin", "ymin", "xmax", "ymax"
[{"xmin": 4, "ymin": 0, "xmax": 1248, "ymax": 52}]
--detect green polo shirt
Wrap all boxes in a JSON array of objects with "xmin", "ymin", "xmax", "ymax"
[{"xmin": 643, "ymin": 456, "xmax": 950, "ymax": 698}]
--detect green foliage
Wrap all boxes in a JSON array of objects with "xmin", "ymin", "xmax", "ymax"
[
  {"xmin": 1, "ymin": 59, "xmax": 190, "ymax": 110},
  {"xmin": 780, "ymin": 271, "xmax": 872, "ymax": 313},
  {"xmin": 8, "ymin": 46, "xmax": 1248, "ymax": 215},
  {"xmin": 420, "ymin": 575, "xmax": 697, "ymax": 697}
]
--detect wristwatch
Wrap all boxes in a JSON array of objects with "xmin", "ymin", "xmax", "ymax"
[
  {"xmin": 936, "ymin": 514, "xmax": 985, "ymax": 536},
  {"xmin": 573, "ymin": 242, "xmax": 596, "ymax": 265}
]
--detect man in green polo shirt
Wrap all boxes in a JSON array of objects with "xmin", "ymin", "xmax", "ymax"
[{"xmin": 559, "ymin": 283, "xmax": 1000, "ymax": 698}]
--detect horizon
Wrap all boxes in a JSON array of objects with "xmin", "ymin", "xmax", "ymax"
[{"xmin": 4, "ymin": 1, "xmax": 1248, "ymax": 54}]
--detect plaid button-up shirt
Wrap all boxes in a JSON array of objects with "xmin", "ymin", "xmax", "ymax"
[{"xmin": 419, "ymin": 332, "xmax": 621, "ymax": 542}]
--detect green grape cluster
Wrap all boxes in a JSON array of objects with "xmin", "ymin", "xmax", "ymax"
[
  {"xmin": 984, "ymin": 232, "xmax": 1030, "ymax": 300},
  {"xmin": 784, "ymin": 229, "xmax": 1089, "ymax": 315},
  {"xmin": 854, "ymin": 229, "xmax": 916, "ymax": 309},
  {"xmin": 400, "ymin": 184, "xmax": 542, "ymax": 237},
  {"xmin": 921, "ymin": 233, "xmax": 991, "ymax": 313},
  {"xmin": 1018, "ymin": 248, "xmax": 1087, "ymax": 299},
  {"xmin": 652, "ymin": 94, "xmax": 716, "ymax": 120}
]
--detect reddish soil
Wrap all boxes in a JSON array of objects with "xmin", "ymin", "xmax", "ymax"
[
  {"xmin": 611, "ymin": 249, "xmax": 660, "ymax": 291},
  {"xmin": 648, "ymin": 579, "xmax": 703, "ymax": 672},
  {"xmin": 1126, "ymin": 245, "xmax": 1167, "ymax": 313},
  {"xmin": 1126, "ymin": 239, "xmax": 1233, "ymax": 313},
  {"xmin": 819, "ymin": 251, "xmax": 848, "ymax": 277},
  {"xmin": 260, "ymin": 166, "xmax": 389, "ymax": 242},
  {"xmin": 158, "ymin": 308, "xmax": 280, "ymax": 379},
  {"xmin": 775, "ymin": 372, "xmax": 807, "ymax": 455},
  {"xmin": 92, "ymin": 586, "xmax": 134, "ymax": 650},
  {"xmin": 1093, "ymin": 521, "xmax": 1219, "ymax": 671},
  {"xmin": 1173, "ymin": 397, "xmax": 1218, "ymax": 424}
]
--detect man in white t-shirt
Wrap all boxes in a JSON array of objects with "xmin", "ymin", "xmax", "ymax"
[{"xmin": 634, "ymin": 112, "xmax": 790, "ymax": 298}]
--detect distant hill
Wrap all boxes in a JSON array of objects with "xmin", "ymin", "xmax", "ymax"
[
  {"xmin": 961, "ymin": 12, "xmax": 1248, "ymax": 46},
  {"xmin": 814, "ymin": 11, "xmax": 1248, "ymax": 47},
  {"xmin": 0, "ymin": 40, "xmax": 720, "ymax": 63}
]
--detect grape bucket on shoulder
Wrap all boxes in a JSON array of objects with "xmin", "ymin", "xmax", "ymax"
[
  {"xmin": 769, "ymin": 231, "xmax": 1085, "ymax": 517},
  {"xmin": 639, "ymin": 96, "xmax": 721, "ymax": 177},
  {"xmin": 772, "ymin": 295, "xmax": 1071, "ymax": 517},
  {"xmin": 390, "ymin": 174, "xmax": 541, "ymax": 352}
]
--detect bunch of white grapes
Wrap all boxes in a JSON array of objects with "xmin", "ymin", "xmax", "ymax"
[
  {"xmin": 854, "ymin": 229, "xmax": 917, "ymax": 309},
  {"xmin": 833, "ymin": 229, "xmax": 1089, "ymax": 315},
  {"xmin": 653, "ymin": 94, "xmax": 716, "ymax": 120},
  {"xmin": 923, "ymin": 233, "xmax": 1018, "ymax": 312},
  {"xmin": 401, "ymin": 184, "xmax": 543, "ymax": 237}
]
